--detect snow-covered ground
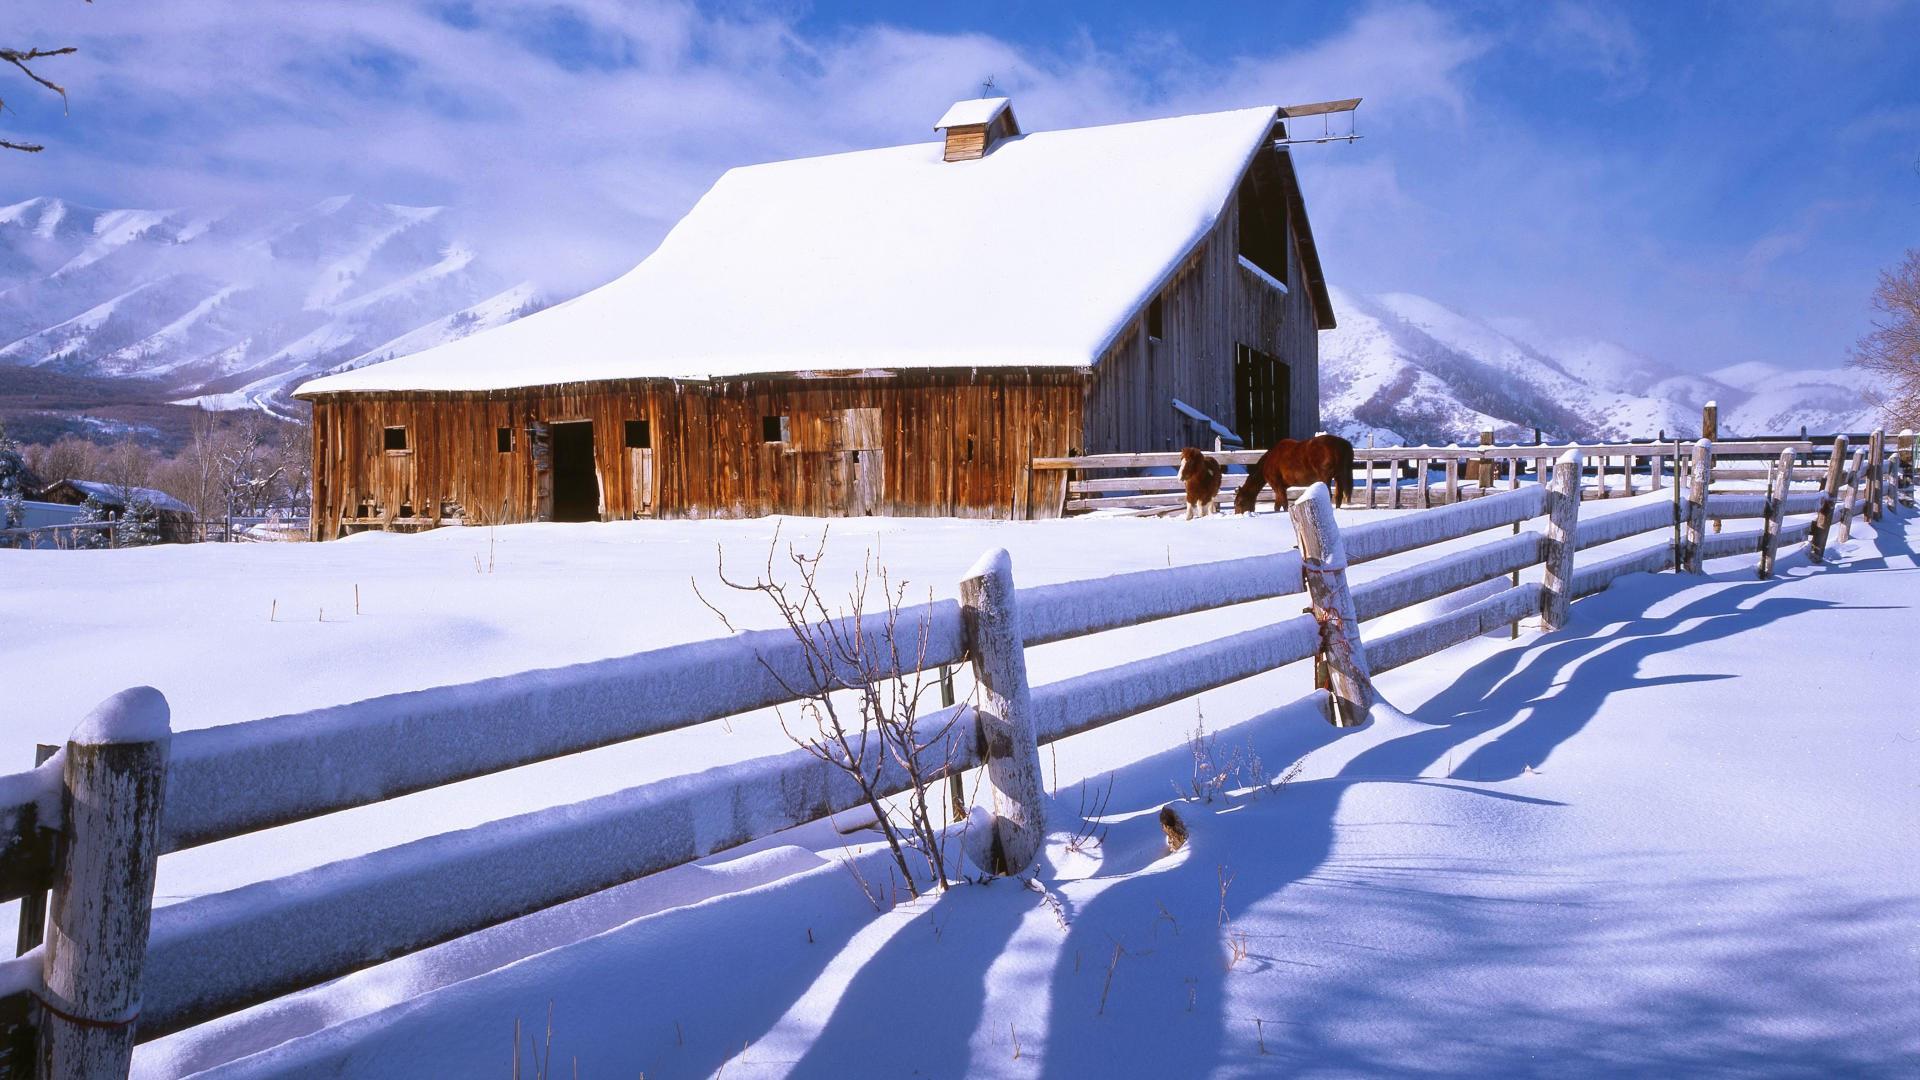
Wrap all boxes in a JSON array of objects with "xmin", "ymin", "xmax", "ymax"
[{"xmin": 4, "ymin": 501, "xmax": 1916, "ymax": 1076}]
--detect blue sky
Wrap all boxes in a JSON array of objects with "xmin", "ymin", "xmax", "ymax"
[{"xmin": 3, "ymin": 1, "xmax": 1916, "ymax": 375}]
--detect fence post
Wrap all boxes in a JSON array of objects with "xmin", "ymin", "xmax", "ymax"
[
  {"xmin": 13, "ymin": 745, "xmax": 59, "ymax": 958},
  {"xmin": 1682, "ymin": 440, "xmax": 1711, "ymax": 573},
  {"xmin": 1866, "ymin": 429, "xmax": 1885, "ymax": 522},
  {"xmin": 1701, "ymin": 401, "xmax": 1718, "ymax": 441},
  {"xmin": 39, "ymin": 687, "xmax": 171, "ymax": 1079},
  {"xmin": 1288, "ymin": 483, "xmax": 1372, "ymax": 726},
  {"xmin": 1757, "ymin": 448, "xmax": 1795, "ymax": 579},
  {"xmin": 1542, "ymin": 451, "xmax": 1583, "ymax": 631},
  {"xmin": 958, "ymin": 550, "xmax": 1046, "ymax": 875},
  {"xmin": 1808, "ymin": 436, "xmax": 1848, "ymax": 565},
  {"xmin": 1477, "ymin": 428, "xmax": 1494, "ymax": 490},
  {"xmin": 1836, "ymin": 449, "xmax": 1866, "ymax": 546}
]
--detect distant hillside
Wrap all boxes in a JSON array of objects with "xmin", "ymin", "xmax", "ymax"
[
  {"xmin": 0, "ymin": 195, "xmax": 542, "ymax": 437},
  {"xmin": 1319, "ymin": 286, "xmax": 1880, "ymax": 444},
  {"xmin": 0, "ymin": 195, "xmax": 1885, "ymax": 449}
]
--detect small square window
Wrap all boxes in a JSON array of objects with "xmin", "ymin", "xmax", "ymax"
[
  {"xmin": 383, "ymin": 426, "xmax": 409, "ymax": 452},
  {"xmin": 762, "ymin": 415, "xmax": 789, "ymax": 443},
  {"xmin": 496, "ymin": 427, "xmax": 513, "ymax": 453},
  {"xmin": 624, "ymin": 419, "xmax": 651, "ymax": 449},
  {"xmin": 1147, "ymin": 296, "xmax": 1164, "ymax": 339}
]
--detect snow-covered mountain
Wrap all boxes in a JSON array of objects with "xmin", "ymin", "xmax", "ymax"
[
  {"xmin": 1320, "ymin": 286, "xmax": 1881, "ymax": 444},
  {"xmin": 0, "ymin": 195, "xmax": 1885, "ymax": 445},
  {"xmin": 0, "ymin": 196, "xmax": 543, "ymax": 418}
]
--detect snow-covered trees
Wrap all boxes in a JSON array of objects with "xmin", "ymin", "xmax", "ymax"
[
  {"xmin": 0, "ymin": 421, "xmax": 33, "ymax": 530},
  {"xmin": 1853, "ymin": 248, "xmax": 1920, "ymax": 430}
]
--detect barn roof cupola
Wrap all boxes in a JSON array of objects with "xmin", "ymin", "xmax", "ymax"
[{"xmin": 935, "ymin": 96, "xmax": 1021, "ymax": 161}]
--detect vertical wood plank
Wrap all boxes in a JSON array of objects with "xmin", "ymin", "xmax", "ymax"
[
  {"xmin": 40, "ymin": 688, "xmax": 171, "ymax": 1079},
  {"xmin": 958, "ymin": 550, "xmax": 1046, "ymax": 874},
  {"xmin": 1757, "ymin": 448, "xmax": 1795, "ymax": 579},
  {"xmin": 1683, "ymin": 440, "xmax": 1712, "ymax": 573},
  {"xmin": 1542, "ymin": 451, "xmax": 1583, "ymax": 630},
  {"xmin": 1808, "ymin": 437, "xmax": 1848, "ymax": 565}
]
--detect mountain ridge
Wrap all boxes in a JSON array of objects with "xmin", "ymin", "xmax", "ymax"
[{"xmin": 0, "ymin": 195, "xmax": 1883, "ymax": 448}]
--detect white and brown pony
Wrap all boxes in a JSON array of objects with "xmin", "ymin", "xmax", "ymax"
[{"xmin": 1178, "ymin": 447, "xmax": 1225, "ymax": 519}]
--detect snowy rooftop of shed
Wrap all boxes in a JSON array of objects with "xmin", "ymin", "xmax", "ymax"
[
  {"xmin": 296, "ymin": 104, "xmax": 1283, "ymax": 396},
  {"xmin": 49, "ymin": 479, "xmax": 193, "ymax": 514}
]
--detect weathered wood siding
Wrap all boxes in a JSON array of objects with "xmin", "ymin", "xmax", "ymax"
[
  {"xmin": 307, "ymin": 370, "xmax": 1082, "ymax": 537},
  {"xmin": 1081, "ymin": 147, "xmax": 1321, "ymax": 454}
]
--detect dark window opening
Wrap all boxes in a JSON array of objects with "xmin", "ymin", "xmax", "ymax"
[
  {"xmin": 762, "ymin": 415, "xmax": 789, "ymax": 443},
  {"xmin": 496, "ymin": 427, "xmax": 513, "ymax": 453},
  {"xmin": 624, "ymin": 419, "xmax": 651, "ymax": 449},
  {"xmin": 383, "ymin": 426, "xmax": 409, "ymax": 452},
  {"xmin": 1146, "ymin": 296, "xmax": 1164, "ymax": 339}
]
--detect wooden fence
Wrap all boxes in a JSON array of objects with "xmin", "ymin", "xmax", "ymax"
[
  {"xmin": 0, "ymin": 433, "xmax": 1910, "ymax": 1078},
  {"xmin": 1035, "ymin": 428, "xmax": 1917, "ymax": 516}
]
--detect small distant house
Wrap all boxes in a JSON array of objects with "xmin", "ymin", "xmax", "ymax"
[
  {"xmin": 37, "ymin": 479, "xmax": 196, "ymax": 544},
  {"xmin": 295, "ymin": 97, "xmax": 1338, "ymax": 537}
]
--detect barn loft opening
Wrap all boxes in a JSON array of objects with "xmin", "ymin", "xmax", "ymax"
[
  {"xmin": 762, "ymin": 415, "xmax": 790, "ymax": 443},
  {"xmin": 383, "ymin": 426, "xmax": 409, "ymax": 452},
  {"xmin": 1235, "ymin": 145, "xmax": 1291, "ymax": 290},
  {"xmin": 496, "ymin": 427, "xmax": 512, "ymax": 453},
  {"xmin": 550, "ymin": 421, "xmax": 598, "ymax": 522},
  {"xmin": 1146, "ymin": 295, "xmax": 1165, "ymax": 340},
  {"xmin": 935, "ymin": 96, "xmax": 1021, "ymax": 162}
]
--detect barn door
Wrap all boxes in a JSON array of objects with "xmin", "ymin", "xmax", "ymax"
[
  {"xmin": 528, "ymin": 421, "xmax": 553, "ymax": 520},
  {"xmin": 1234, "ymin": 344, "xmax": 1291, "ymax": 450},
  {"xmin": 800, "ymin": 407, "xmax": 884, "ymax": 516}
]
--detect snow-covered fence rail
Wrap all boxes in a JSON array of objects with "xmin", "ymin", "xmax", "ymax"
[
  {"xmin": 1034, "ymin": 435, "xmax": 1857, "ymax": 516},
  {"xmin": 0, "ymin": 433, "xmax": 1909, "ymax": 1078}
]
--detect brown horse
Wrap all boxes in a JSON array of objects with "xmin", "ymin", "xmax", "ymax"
[
  {"xmin": 1177, "ymin": 447, "xmax": 1224, "ymax": 519},
  {"xmin": 1233, "ymin": 434, "xmax": 1355, "ymax": 513}
]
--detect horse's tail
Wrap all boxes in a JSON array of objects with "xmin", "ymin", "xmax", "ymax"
[{"xmin": 1334, "ymin": 440, "xmax": 1355, "ymax": 507}]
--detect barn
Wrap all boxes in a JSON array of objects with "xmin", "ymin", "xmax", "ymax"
[{"xmin": 294, "ymin": 98, "xmax": 1337, "ymax": 538}]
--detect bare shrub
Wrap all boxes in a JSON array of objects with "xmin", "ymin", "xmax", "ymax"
[
  {"xmin": 699, "ymin": 529, "xmax": 963, "ymax": 897},
  {"xmin": 1853, "ymin": 248, "xmax": 1920, "ymax": 430}
]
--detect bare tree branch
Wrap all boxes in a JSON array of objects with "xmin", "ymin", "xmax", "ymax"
[{"xmin": 3, "ymin": 1, "xmax": 90, "ymax": 154}]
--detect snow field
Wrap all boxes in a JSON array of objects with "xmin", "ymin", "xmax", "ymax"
[
  {"xmin": 173, "ymin": 507, "xmax": 1920, "ymax": 1077},
  {"xmin": 0, "ymin": 484, "xmax": 1904, "ymax": 1068}
]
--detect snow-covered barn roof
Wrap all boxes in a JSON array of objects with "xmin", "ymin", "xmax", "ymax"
[{"xmin": 297, "ymin": 104, "xmax": 1330, "ymax": 396}]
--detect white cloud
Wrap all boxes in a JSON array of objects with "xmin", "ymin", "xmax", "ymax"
[{"xmin": 1, "ymin": 1, "xmax": 1486, "ymax": 296}]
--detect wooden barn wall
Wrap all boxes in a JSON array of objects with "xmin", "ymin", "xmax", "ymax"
[
  {"xmin": 1080, "ymin": 176, "xmax": 1321, "ymax": 455},
  {"xmin": 305, "ymin": 370, "xmax": 1083, "ymax": 537}
]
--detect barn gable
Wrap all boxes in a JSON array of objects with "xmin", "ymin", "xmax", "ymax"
[{"xmin": 296, "ymin": 102, "xmax": 1333, "ymax": 397}]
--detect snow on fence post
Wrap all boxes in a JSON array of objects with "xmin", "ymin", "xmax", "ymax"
[
  {"xmin": 1682, "ymin": 440, "xmax": 1711, "ymax": 573},
  {"xmin": 957, "ymin": 550, "xmax": 1046, "ymax": 875},
  {"xmin": 1757, "ymin": 448, "xmax": 1796, "ymax": 579},
  {"xmin": 1808, "ymin": 436, "xmax": 1848, "ymax": 565},
  {"xmin": 1866, "ymin": 429, "xmax": 1885, "ymax": 522},
  {"xmin": 1541, "ymin": 451, "xmax": 1583, "ymax": 631},
  {"xmin": 40, "ymin": 687, "xmax": 171, "ymax": 1080},
  {"xmin": 1287, "ymin": 483, "xmax": 1372, "ymax": 726}
]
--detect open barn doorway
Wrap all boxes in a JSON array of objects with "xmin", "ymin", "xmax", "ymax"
[
  {"xmin": 1234, "ymin": 344, "xmax": 1291, "ymax": 451},
  {"xmin": 550, "ymin": 421, "xmax": 600, "ymax": 522}
]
